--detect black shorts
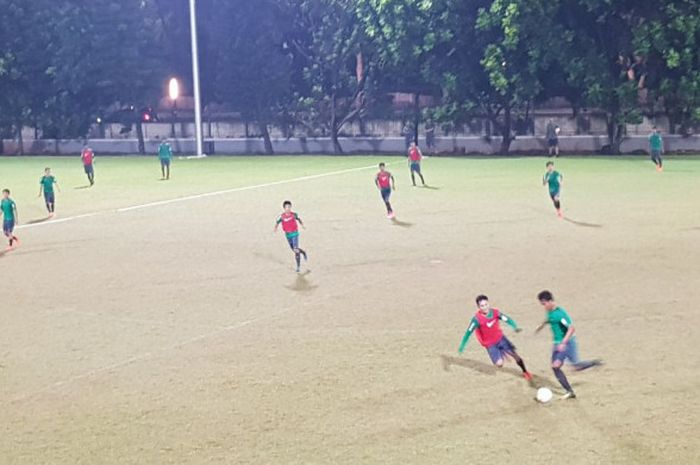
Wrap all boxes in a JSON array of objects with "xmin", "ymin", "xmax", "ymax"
[{"xmin": 548, "ymin": 138, "xmax": 558, "ymax": 148}]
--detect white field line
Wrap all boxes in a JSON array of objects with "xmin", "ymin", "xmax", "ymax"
[
  {"xmin": 14, "ymin": 162, "xmax": 388, "ymax": 230},
  {"xmin": 10, "ymin": 305, "xmax": 298, "ymax": 404}
]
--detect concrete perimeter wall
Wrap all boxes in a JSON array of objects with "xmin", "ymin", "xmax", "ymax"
[{"xmin": 2, "ymin": 135, "xmax": 699, "ymax": 155}]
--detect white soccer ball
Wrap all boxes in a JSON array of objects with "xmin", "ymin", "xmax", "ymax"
[{"xmin": 536, "ymin": 387, "xmax": 553, "ymax": 403}]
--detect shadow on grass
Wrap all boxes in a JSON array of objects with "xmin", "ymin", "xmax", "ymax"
[
  {"xmin": 24, "ymin": 217, "xmax": 50, "ymax": 225},
  {"xmin": 421, "ymin": 185, "xmax": 440, "ymax": 190},
  {"xmin": 439, "ymin": 354, "xmax": 557, "ymax": 390},
  {"xmin": 285, "ymin": 270, "xmax": 318, "ymax": 293},
  {"xmin": 563, "ymin": 217, "xmax": 603, "ymax": 228},
  {"xmin": 391, "ymin": 218, "xmax": 413, "ymax": 228},
  {"xmin": 74, "ymin": 185, "xmax": 91, "ymax": 190}
]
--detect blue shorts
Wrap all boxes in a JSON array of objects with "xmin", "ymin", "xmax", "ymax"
[
  {"xmin": 44, "ymin": 192, "xmax": 55, "ymax": 204},
  {"xmin": 410, "ymin": 162, "xmax": 421, "ymax": 173},
  {"xmin": 160, "ymin": 158, "xmax": 171, "ymax": 167},
  {"xmin": 380, "ymin": 188, "xmax": 392, "ymax": 202},
  {"xmin": 3, "ymin": 219, "xmax": 14, "ymax": 235},
  {"xmin": 549, "ymin": 190, "xmax": 560, "ymax": 200},
  {"xmin": 486, "ymin": 336, "xmax": 516, "ymax": 364},
  {"xmin": 551, "ymin": 338, "xmax": 580, "ymax": 365},
  {"xmin": 84, "ymin": 164, "xmax": 94, "ymax": 174},
  {"xmin": 548, "ymin": 138, "xmax": 558, "ymax": 148},
  {"xmin": 286, "ymin": 234, "xmax": 299, "ymax": 250}
]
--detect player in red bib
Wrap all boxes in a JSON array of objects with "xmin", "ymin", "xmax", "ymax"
[
  {"xmin": 458, "ymin": 294, "xmax": 532, "ymax": 381},
  {"xmin": 407, "ymin": 142, "xmax": 426, "ymax": 187},
  {"xmin": 81, "ymin": 145, "xmax": 95, "ymax": 186},
  {"xmin": 274, "ymin": 200, "xmax": 308, "ymax": 272},
  {"xmin": 375, "ymin": 162, "xmax": 395, "ymax": 218}
]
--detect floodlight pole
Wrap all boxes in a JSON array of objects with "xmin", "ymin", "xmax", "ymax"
[{"xmin": 189, "ymin": 0, "xmax": 204, "ymax": 157}]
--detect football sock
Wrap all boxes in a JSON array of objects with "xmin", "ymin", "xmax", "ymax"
[
  {"xmin": 411, "ymin": 173, "xmax": 416, "ymax": 186},
  {"xmin": 419, "ymin": 173, "xmax": 425, "ymax": 185},
  {"xmin": 553, "ymin": 367, "xmax": 573, "ymax": 392},
  {"xmin": 515, "ymin": 357, "xmax": 528, "ymax": 374},
  {"xmin": 554, "ymin": 200, "xmax": 561, "ymax": 210},
  {"xmin": 295, "ymin": 253, "xmax": 301, "ymax": 268},
  {"xmin": 573, "ymin": 360, "xmax": 599, "ymax": 371},
  {"xmin": 385, "ymin": 202, "xmax": 393, "ymax": 213}
]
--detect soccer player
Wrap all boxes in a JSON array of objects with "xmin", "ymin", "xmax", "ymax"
[
  {"xmin": 546, "ymin": 119, "xmax": 560, "ymax": 157},
  {"xmin": 535, "ymin": 290, "xmax": 603, "ymax": 400},
  {"xmin": 375, "ymin": 163, "xmax": 395, "ymax": 218},
  {"xmin": 649, "ymin": 126, "xmax": 663, "ymax": 172},
  {"xmin": 458, "ymin": 295, "xmax": 533, "ymax": 381},
  {"xmin": 407, "ymin": 142, "xmax": 426, "ymax": 187},
  {"xmin": 274, "ymin": 200, "xmax": 308, "ymax": 273},
  {"xmin": 158, "ymin": 139, "xmax": 173, "ymax": 180},
  {"xmin": 81, "ymin": 145, "xmax": 95, "ymax": 186},
  {"xmin": 543, "ymin": 161, "xmax": 563, "ymax": 218},
  {"xmin": 38, "ymin": 167, "xmax": 60, "ymax": 217},
  {"xmin": 1, "ymin": 189, "xmax": 19, "ymax": 250}
]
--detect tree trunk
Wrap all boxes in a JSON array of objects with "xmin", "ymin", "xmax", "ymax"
[
  {"xmin": 136, "ymin": 121, "xmax": 145, "ymax": 154},
  {"xmin": 260, "ymin": 122, "xmax": 274, "ymax": 154},
  {"xmin": 330, "ymin": 93, "xmax": 343, "ymax": 154},
  {"xmin": 413, "ymin": 92, "xmax": 421, "ymax": 144},
  {"xmin": 499, "ymin": 106, "xmax": 513, "ymax": 154},
  {"xmin": 606, "ymin": 115, "xmax": 624, "ymax": 154}
]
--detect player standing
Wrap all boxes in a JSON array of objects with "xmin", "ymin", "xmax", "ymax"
[
  {"xmin": 649, "ymin": 126, "xmax": 663, "ymax": 172},
  {"xmin": 158, "ymin": 139, "xmax": 172, "ymax": 180},
  {"xmin": 38, "ymin": 167, "xmax": 60, "ymax": 218},
  {"xmin": 535, "ymin": 290, "xmax": 602, "ymax": 400},
  {"xmin": 1, "ymin": 189, "xmax": 19, "ymax": 251},
  {"xmin": 543, "ymin": 161, "xmax": 563, "ymax": 218},
  {"xmin": 81, "ymin": 145, "xmax": 95, "ymax": 186},
  {"xmin": 375, "ymin": 163, "xmax": 395, "ymax": 218},
  {"xmin": 407, "ymin": 142, "xmax": 426, "ymax": 187},
  {"xmin": 458, "ymin": 295, "xmax": 533, "ymax": 381},
  {"xmin": 274, "ymin": 200, "xmax": 308, "ymax": 273}
]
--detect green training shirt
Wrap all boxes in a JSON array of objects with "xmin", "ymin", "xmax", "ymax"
[
  {"xmin": 40, "ymin": 176, "xmax": 56, "ymax": 194},
  {"xmin": 649, "ymin": 133, "xmax": 663, "ymax": 151},
  {"xmin": 158, "ymin": 143, "xmax": 172, "ymax": 160},
  {"xmin": 544, "ymin": 170, "xmax": 561, "ymax": 193},
  {"xmin": 1, "ymin": 198, "xmax": 16, "ymax": 221},
  {"xmin": 547, "ymin": 306, "xmax": 572, "ymax": 344}
]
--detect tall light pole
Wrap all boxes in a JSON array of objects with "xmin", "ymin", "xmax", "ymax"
[
  {"xmin": 168, "ymin": 77, "xmax": 179, "ymax": 138},
  {"xmin": 189, "ymin": 0, "xmax": 205, "ymax": 157}
]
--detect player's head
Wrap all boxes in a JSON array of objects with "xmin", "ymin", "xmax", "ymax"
[
  {"xmin": 409, "ymin": 141, "xmax": 416, "ymax": 148},
  {"xmin": 379, "ymin": 162, "xmax": 386, "ymax": 171},
  {"xmin": 546, "ymin": 161, "xmax": 554, "ymax": 172},
  {"xmin": 2, "ymin": 189, "xmax": 9, "ymax": 198},
  {"xmin": 537, "ymin": 290, "xmax": 556, "ymax": 310},
  {"xmin": 652, "ymin": 126, "xmax": 658, "ymax": 134},
  {"xmin": 44, "ymin": 167, "xmax": 51, "ymax": 174},
  {"xmin": 282, "ymin": 200, "xmax": 292, "ymax": 212},
  {"xmin": 475, "ymin": 295, "xmax": 490, "ymax": 312}
]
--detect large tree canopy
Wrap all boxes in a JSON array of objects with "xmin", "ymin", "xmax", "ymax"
[{"xmin": 1, "ymin": 0, "xmax": 698, "ymax": 153}]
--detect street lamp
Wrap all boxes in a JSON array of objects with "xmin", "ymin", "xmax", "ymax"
[{"xmin": 168, "ymin": 77, "xmax": 180, "ymax": 138}]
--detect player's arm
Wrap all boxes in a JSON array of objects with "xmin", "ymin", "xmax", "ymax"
[
  {"xmin": 295, "ymin": 213, "xmax": 306, "ymax": 229},
  {"xmin": 54, "ymin": 179, "xmax": 61, "ymax": 192},
  {"xmin": 542, "ymin": 173, "xmax": 548, "ymax": 186},
  {"xmin": 390, "ymin": 174, "xmax": 396, "ymax": 190},
  {"xmin": 13, "ymin": 203, "xmax": 18, "ymax": 224},
  {"xmin": 38, "ymin": 180, "xmax": 43, "ymax": 197},
  {"xmin": 535, "ymin": 321, "xmax": 548, "ymax": 333},
  {"xmin": 458, "ymin": 319, "xmax": 478, "ymax": 353},
  {"xmin": 558, "ymin": 320, "xmax": 576, "ymax": 351},
  {"xmin": 417, "ymin": 147, "xmax": 423, "ymax": 159},
  {"xmin": 499, "ymin": 312, "xmax": 522, "ymax": 333},
  {"xmin": 273, "ymin": 217, "xmax": 281, "ymax": 233},
  {"xmin": 558, "ymin": 174, "xmax": 563, "ymax": 185}
]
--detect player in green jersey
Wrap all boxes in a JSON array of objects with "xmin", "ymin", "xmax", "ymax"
[
  {"xmin": 1, "ymin": 189, "xmax": 19, "ymax": 250},
  {"xmin": 649, "ymin": 127, "xmax": 663, "ymax": 172},
  {"xmin": 38, "ymin": 167, "xmax": 60, "ymax": 217},
  {"xmin": 535, "ymin": 290, "xmax": 602, "ymax": 400},
  {"xmin": 158, "ymin": 139, "xmax": 173, "ymax": 180},
  {"xmin": 543, "ymin": 161, "xmax": 563, "ymax": 218}
]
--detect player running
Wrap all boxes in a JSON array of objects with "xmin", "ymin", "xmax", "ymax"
[
  {"xmin": 81, "ymin": 145, "xmax": 95, "ymax": 186},
  {"xmin": 158, "ymin": 139, "xmax": 173, "ymax": 180},
  {"xmin": 38, "ymin": 167, "xmax": 60, "ymax": 218},
  {"xmin": 1, "ymin": 189, "xmax": 19, "ymax": 251},
  {"xmin": 649, "ymin": 126, "xmax": 663, "ymax": 172},
  {"xmin": 458, "ymin": 295, "xmax": 533, "ymax": 381},
  {"xmin": 543, "ymin": 161, "xmax": 563, "ymax": 218},
  {"xmin": 535, "ymin": 290, "xmax": 602, "ymax": 400},
  {"xmin": 274, "ymin": 200, "xmax": 308, "ymax": 273},
  {"xmin": 375, "ymin": 163, "xmax": 395, "ymax": 218},
  {"xmin": 407, "ymin": 142, "xmax": 426, "ymax": 187}
]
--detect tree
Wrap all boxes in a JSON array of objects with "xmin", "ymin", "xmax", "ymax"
[
  {"xmin": 288, "ymin": 0, "xmax": 373, "ymax": 153},
  {"xmin": 209, "ymin": 0, "xmax": 294, "ymax": 153}
]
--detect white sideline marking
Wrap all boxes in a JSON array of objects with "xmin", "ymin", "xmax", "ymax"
[
  {"xmin": 10, "ymin": 306, "xmax": 297, "ymax": 404},
  {"xmin": 13, "ymin": 162, "xmax": 384, "ymax": 230},
  {"xmin": 118, "ymin": 162, "xmax": 385, "ymax": 213}
]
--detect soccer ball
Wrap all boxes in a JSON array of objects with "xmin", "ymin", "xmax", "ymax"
[{"xmin": 536, "ymin": 387, "xmax": 553, "ymax": 403}]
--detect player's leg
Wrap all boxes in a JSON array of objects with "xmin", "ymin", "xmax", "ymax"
[
  {"xmin": 499, "ymin": 337, "xmax": 532, "ymax": 379},
  {"xmin": 486, "ymin": 345, "xmax": 505, "ymax": 368},
  {"xmin": 161, "ymin": 160, "xmax": 166, "ymax": 179},
  {"xmin": 166, "ymin": 160, "xmax": 170, "ymax": 179},
  {"xmin": 382, "ymin": 189, "xmax": 394, "ymax": 216},
  {"xmin": 415, "ymin": 164, "xmax": 425, "ymax": 185},
  {"xmin": 552, "ymin": 349, "xmax": 575, "ymax": 398},
  {"xmin": 551, "ymin": 192, "xmax": 562, "ymax": 216},
  {"xmin": 567, "ymin": 339, "xmax": 602, "ymax": 371}
]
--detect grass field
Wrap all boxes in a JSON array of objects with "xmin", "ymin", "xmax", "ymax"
[{"xmin": 1, "ymin": 154, "xmax": 699, "ymax": 465}]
